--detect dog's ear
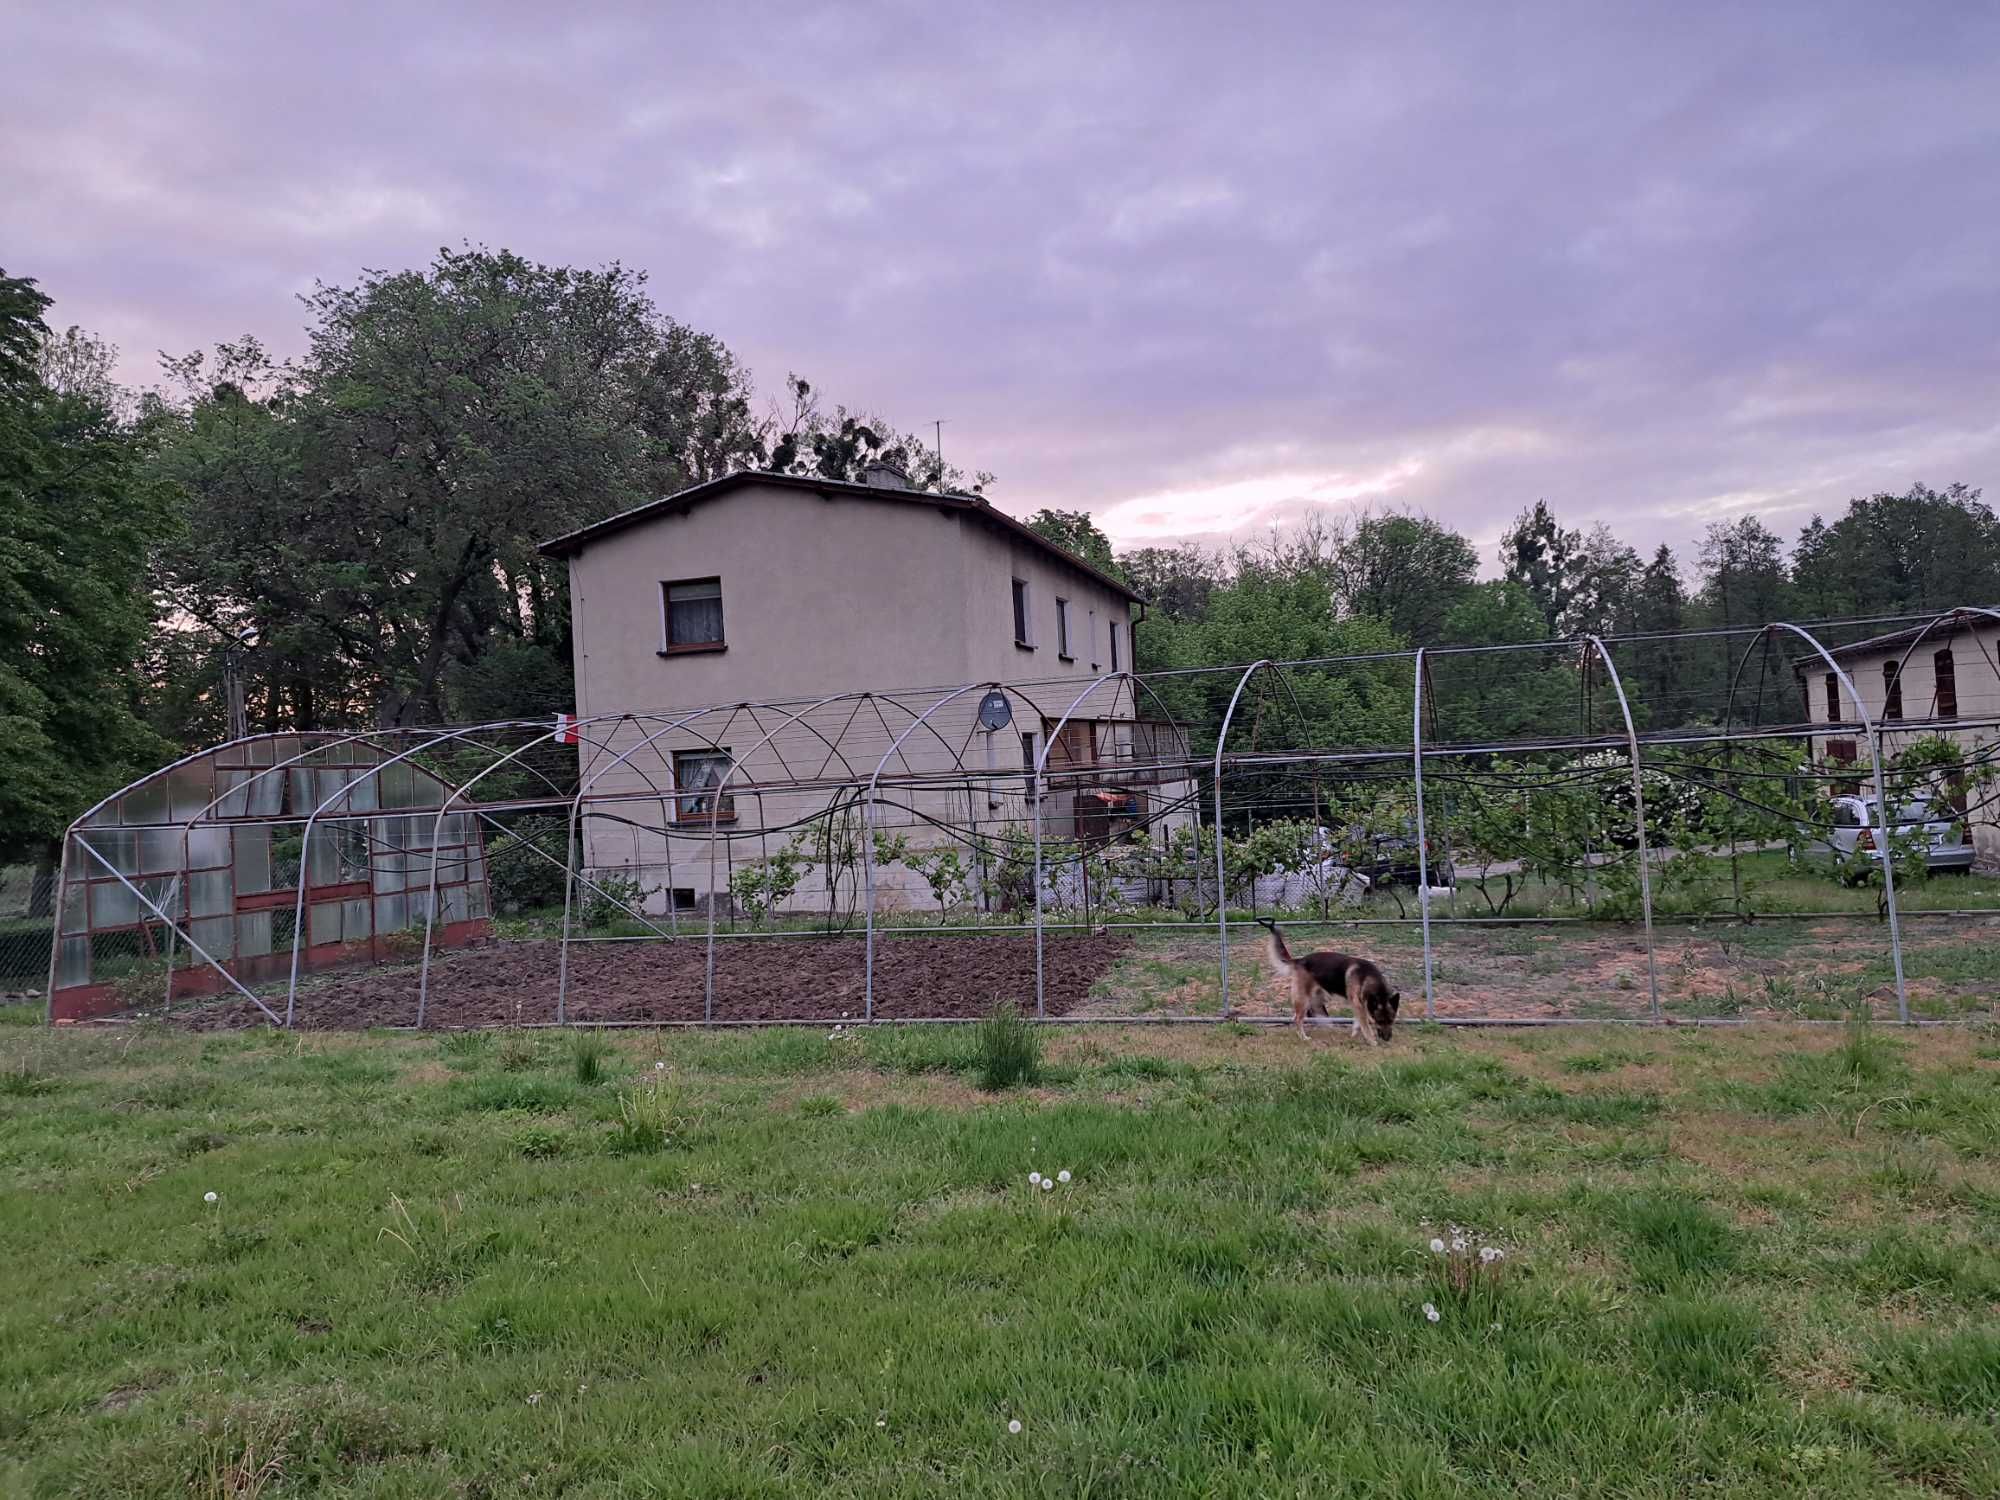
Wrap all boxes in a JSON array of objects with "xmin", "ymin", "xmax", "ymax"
[{"xmin": 1387, "ymin": 990, "xmax": 1402, "ymax": 1013}]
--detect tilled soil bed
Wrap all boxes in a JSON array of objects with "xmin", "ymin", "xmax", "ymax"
[{"xmin": 155, "ymin": 933, "xmax": 1135, "ymax": 1029}]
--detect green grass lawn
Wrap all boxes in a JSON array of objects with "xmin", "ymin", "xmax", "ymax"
[{"xmin": 4, "ymin": 1008, "xmax": 1999, "ymax": 1497}]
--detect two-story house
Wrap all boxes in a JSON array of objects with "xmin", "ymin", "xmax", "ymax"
[
  {"xmin": 1796, "ymin": 612, "xmax": 2000, "ymax": 866},
  {"xmin": 537, "ymin": 465, "xmax": 1192, "ymax": 913}
]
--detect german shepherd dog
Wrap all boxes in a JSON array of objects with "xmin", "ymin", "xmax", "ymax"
[{"xmin": 1259, "ymin": 918, "xmax": 1401, "ymax": 1044}]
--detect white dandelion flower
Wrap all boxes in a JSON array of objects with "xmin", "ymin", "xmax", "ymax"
[
  {"xmin": 1007, "ymin": 1419, "xmax": 1022, "ymax": 1435},
  {"xmin": 1040, "ymin": 1178, "xmax": 1053, "ymax": 1192},
  {"xmin": 1451, "ymin": 1237, "xmax": 1467, "ymax": 1252},
  {"xmin": 1057, "ymin": 1170, "xmax": 1071, "ymax": 1184},
  {"xmin": 203, "ymin": 1191, "xmax": 218, "ymax": 1204},
  {"xmin": 1479, "ymin": 1246, "xmax": 1503, "ymax": 1264},
  {"xmin": 1429, "ymin": 1237, "xmax": 1445, "ymax": 1254},
  {"xmin": 654, "ymin": 1061, "xmax": 665, "ymax": 1071},
  {"xmin": 1423, "ymin": 1303, "xmax": 1440, "ymax": 1324},
  {"xmin": 1029, "ymin": 1172, "xmax": 1042, "ymax": 1186}
]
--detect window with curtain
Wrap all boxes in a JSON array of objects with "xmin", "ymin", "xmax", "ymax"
[
  {"xmin": 673, "ymin": 749, "xmax": 735, "ymax": 822},
  {"xmin": 662, "ymin": 578, "xmax": 725, "ymax": 651}
]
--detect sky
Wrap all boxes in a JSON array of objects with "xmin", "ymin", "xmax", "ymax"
[{"xmin": 7, "ymin": 2, "xmax": 1998, "ymax": 568}]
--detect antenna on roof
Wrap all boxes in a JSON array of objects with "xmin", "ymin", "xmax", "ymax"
[{"xmin": 934, "ymin": 419, "xmax": 945, "ymax": 479}]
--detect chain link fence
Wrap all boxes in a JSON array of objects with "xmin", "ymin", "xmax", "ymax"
[{"xmin": 1, "ymin": 863, "xmax": 56, "ymax": 1002}]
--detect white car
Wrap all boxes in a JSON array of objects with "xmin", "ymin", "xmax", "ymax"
[{"xmin": 1795, "ymin": 795, "xmax": 1975, "ymax": 880}]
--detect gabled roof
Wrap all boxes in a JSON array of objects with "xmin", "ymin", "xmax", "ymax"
[
  {"xmin": 1794, "ymin": 609, "xmax": 2000, "ymax": 668},
  {"xmin": 537, "ymin": 469, "xmax": 1145, "ymax": 604}
]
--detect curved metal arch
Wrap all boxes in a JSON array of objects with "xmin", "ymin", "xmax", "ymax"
[
  {"xmin": 413, "ymin": 710, "xmax": 729, "ymax": 1026},
  {"xmin": 1210, "ymin": 660, "xmax": 1276, "ymax": 1015},
  {"xmin": 1722, "ymin": 623, "xmax": 1909, "ymax": 1020},
  {"xmin": 694, "ymin": 692, "xmax": 891, "ymax": 1025},
  {"xmin": 1584, "ymin": 635, "xmax": 1661, "ymax": 1020},
  {"xmin": 1411, "ymin": 650, "xmax": 1436, "ymax": 1019},
  {"xmin": 861, "ymin": 681, "xmax": 1005, "ymax": 1020},
  {"xmin": 1887, "ymin": 607, "xmax": 2000, "ymax": 721},
  {"xmin": 560, "ymin": 707, "xmax": 754, "ymax": 1022},
  {"xmin": 192, "ymin": 724, "xmax": 575, "ymax": 1020},
  {"xmin": 286, "ymin": 719, "xmax": 583, "ymax": 1025},
  {"xmin": 1024, "ymin": 669, "xmax": 1206, "ymax": 1018}
]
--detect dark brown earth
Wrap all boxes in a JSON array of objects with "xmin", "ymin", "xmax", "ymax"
[{"xmin": 156, "ymin": 933, "xmax": 1135, "ymax": 1029}]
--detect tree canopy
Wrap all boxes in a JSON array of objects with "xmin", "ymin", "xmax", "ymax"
[{"xmin": 0, "ymin": 269, "xmax": 175, "ymax": 862}]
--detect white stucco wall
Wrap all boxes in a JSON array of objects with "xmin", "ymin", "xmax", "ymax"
[{"xmin": 557, "ymin": 479, "xmax": 1190, "ymax": 910}]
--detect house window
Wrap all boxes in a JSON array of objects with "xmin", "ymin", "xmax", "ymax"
[
  {"xmin": 673, "ymin": 749, "xmax": 734, "ymax": 824},
  {"xmin": 661, "ymin": 578, "xmax": 725, "ymax": 653},
  {"xmin": 1011, "ymin": 578, "xmax": 1032, "ymax": 648},
  {"xmin": 1020, "ymin": 731, "xmax": 1038, "ymax": 799},
  {"xmin": 1883, "ymin": 660, "xmax": 1903, "ymax": 721},
  {"xmin": 1935, "ymin": 647, "xmax": 1958, "ymax": 718},
  {"xmin": 1824, "ymin": 673, "xmax": 1838, "ymax": 722},
  {"xmin": 1088, "ymin": 608, "xmax": 1099, "ymax": 668},
  {"xmin": 1826, "ymin": 737, "xmax": 1857, "ymax": 765},
  {"xmin": 1110, "ymin": 621, "xmax": 1122, "ymax": 672},
  {"xmin": 1056, "ymin": 598, "xmax": 1072, "ymax": 659}
]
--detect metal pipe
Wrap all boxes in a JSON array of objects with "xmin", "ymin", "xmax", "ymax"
[
  {"xmin": 1410, "ymin": 650, "xmax": 1436, "ymax": 1019},
  {"xmin": 1760, "ymin": 623, "xmax": 1910, "ymax": 1021},
  {"xmin": 1211, "ymin": 662, "xmax": 1274, "ymax": 1015},
  {"xmin": 1586, "ymin": 635, "xmax": 1661, "ymax": 1020},
  {"xmin": 72, "ymin": 835, "xmax": 282, "ymax": 1025}
]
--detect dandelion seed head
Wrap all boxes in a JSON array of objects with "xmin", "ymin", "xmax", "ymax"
[
  {"xmin": 1029, "ymin": 1172, "xmax": 1042, "ymax": 1186},
  {"xmin": 1040, "ymin": 1178, "xmax": 1053, "ymax": 1192},
  {"xmin": 1423, "ymin": 1303, "xmax": 1440, "ymax": 1324},
  {"xmin": 203, "ymin": 1191, "xmax": 218, "ymax": 1204},
  {"xmin": 527, "ymin": 1392, "xmax": 542, "ymax": 1406},
  {"xmin": 1429, "ymin": 1237, "xmax": 1445, "ymax": 1253},
  {"xmin": 1451, "ymin": 1237, "xmax": 1467, "ymax": 1252},
  {"xmin": 1057, "ymin": 1170, "xmax": 1071, "ymax": 1184},
  {"xmin": 1007, "ymin": 1419, "xmax": 1022, "ymax": 1434},
  {"xmin": 654, "ymin": 1061, "xmax": 665, "ymax": 1071},
  {"xmin": 1479, "ymin": 1246, "xmax": 1503, "ymax": 1264}
]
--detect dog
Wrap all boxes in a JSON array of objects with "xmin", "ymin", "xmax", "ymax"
[{"xmin": 1258, "ymin": 918, "xmax": 1401, "ymax": 1044}]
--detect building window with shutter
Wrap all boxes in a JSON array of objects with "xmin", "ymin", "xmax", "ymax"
[
  {"xmin": 1110, "ymin": 621, "xmax": 1122, "ymax": 672},
  {"xmin": 1056, "ymin": 598, "xmax": 1073, "ymax": 659},
  {"xmin": 1883, "ymin": 659, "xmax": 1903, "ymax": 721},
  {"xmin": 1824, "ymin": 673, "xmax": 1838, "ymax": 722},
  {"xmin": 1012, "ymin": 578, "xmax": 1033, "ymax": 648},
  {"xmin": 660, "ymin": 578, "xmax": 725, "ymax": 654},
  {"xmin": 1935, "ymin": 647, "xmax": 1958, "ymax": 718}
]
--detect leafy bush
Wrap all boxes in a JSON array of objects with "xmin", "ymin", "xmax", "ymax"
[{"xmin": 485, "ymin": 815, "xmax": 569, "ymax": 913}]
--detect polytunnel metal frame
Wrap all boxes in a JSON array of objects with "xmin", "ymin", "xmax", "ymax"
[{"xmin": 45, "ymin": 607, "xmax": 2000, "ymax": 1030}]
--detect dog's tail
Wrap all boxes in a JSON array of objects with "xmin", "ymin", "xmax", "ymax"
[{"xmin": 1257, "ymin": 917, "xmax": 1294, "ymax": 981}]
